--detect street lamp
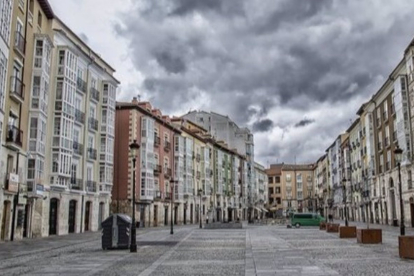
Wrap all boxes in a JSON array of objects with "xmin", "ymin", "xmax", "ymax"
[
  {"xmin": 394, "ymin": 145, "xmax": 405, "ymax": 236},
  {"xmin": 129, "ymin": 139, "xmax": 140, "ymax": 253},
  {"xmin": 342, "ymin": 177, "xmax": 348, "ymax": 227},
  {"xmin": 198, "ymin": 189, "xmax": 203, "ymax": 229}
]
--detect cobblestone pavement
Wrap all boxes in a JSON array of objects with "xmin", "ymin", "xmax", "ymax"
[{"xmin": 1, "ymin": 222, "xmax": 414, "ymax": 275}]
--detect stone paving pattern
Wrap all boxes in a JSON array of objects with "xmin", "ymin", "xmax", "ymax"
[{"xmin": 1, "ymin": 221, "xmax": 414, "ymax": 275}]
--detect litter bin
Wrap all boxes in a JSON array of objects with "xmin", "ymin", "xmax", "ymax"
[{"xmin": 101, "ymin": 214, "xmax": 132, "ymax": 250}]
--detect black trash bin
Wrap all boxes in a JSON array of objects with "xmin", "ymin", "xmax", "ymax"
[{"xmin": 101, "ymin": 214, "xmax": 132, "ymax": 250}]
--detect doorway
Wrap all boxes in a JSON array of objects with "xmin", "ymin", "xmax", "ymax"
[
  {"xmin": 1, "ymin": 201, "xmax": 11, "ymax": 240},
  {"xmin": 164, "ymin": 207, "xmax": 168, "ymax": 226},
  {"xmin": 410, "ymin": 198, "xmax": 414, "ymax": 227},
  {"xmin": 84, "ymin": 201, "xmax": 91, "ymax": 231},
  {"xmin": 190, "ymin": 204, "xmax": 193, "ymax": 224},
  {"xmin": 68, "ymin": 200, "xmax": 76, "ymax": 233},
  {"xmin": 174, "ymin": 206, "xmax": 178, "ymax": 225},
  {"xmin": 153, "ymin": 205, "xmax": 158, "ymax": 227},
  {"xmin": 23, "ymin": 204, "xmax": 30, "ymax": 238},
  {"xmin": 49, "ymin": 198, "xmax": 59, "ymax": 235},
  {"xmin": 184, "ymin": 205, "xmax": 187, "ymax": 224},
  {"xmin": 98, "ymin": 202, "xmax": 104, "ymax": 230}
]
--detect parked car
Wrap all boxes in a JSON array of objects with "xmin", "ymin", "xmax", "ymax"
[{"xmin": 290, "ymin": 213, "xmax": 325, "ymax": 228}]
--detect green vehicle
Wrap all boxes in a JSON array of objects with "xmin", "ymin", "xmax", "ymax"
[{"xmin": 291, "ymin": 213, "xmax": 325, "ymax": 228}]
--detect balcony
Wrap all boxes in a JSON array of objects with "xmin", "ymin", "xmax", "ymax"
[
  {"xmin": 9, "ymin": 76, "xmax": 25, "ymax": 102},
  {"xmin": 14, "ymin": 31, "xmax": 25, "ymax": 56},
  {"xmin": 86, "ymin": 181, "xmax": 97, "ymax": 192},
  {"xmin": 90, "ymin": 87, "xmax": 100, "ymax": 102},
  {"xmin": 75, "ymin": 109, "xmax": 85, "ymax": 124},
  {"xmin": 164, "ymin": 167, "xmax": 172, "ymax": 178},
  {"xmin": 87, "ymin": 148, "xmax": 97, "ymax": 160},
  {"xmin": 154, "ymin": 135, "xmax": 160, "ymax": 147},
  {"xmin": 6, "ymin": 125, "xmax": 23, "ymax": 149},
  {"xmin": 70, "ymin": 178, "xmax": 83, "ymax": 190},
  {"xmin": 154, "ymin": 164, "xmax": 162, "ymax": 176},
  {"xmin": 77, "ymin": 77, "xmax": 87, "ymax": 93},
  {"xmin": 73, "ymin": 141, "xmax": 83, "ymax": 155},
  {"xmin": 88, "ymin": 117, "xmax": 98, "ymax": 131},
  {"xmin": 165, "ymin": 192, "xmax": 172, "ymax": 200},
  {"xmin": 164, "ymin": 141, "xmax": 171, "ymax": 152}
]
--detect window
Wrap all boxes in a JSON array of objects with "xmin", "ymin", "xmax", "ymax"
[
  {"xmin": 297, "ymin": 191, "xmax": 303, "ymax": 199},
  {"xmin": 0, "ymin": 51, "xmax": 6, "ymax": 110},
  {"xmin": 275, "ymin": 187, "xmax": 281, "ymax": 193},
  {"xmin": 268, "ymin": 187, "xmax": 273, "ymax": 194},
  {"xmin": 37, "ymin": 11, "xmax": 42, "ymax": 27},
  {"xmin": 275, "ymin": 176, "xmax": 280, "ymax": 183},
  {"xmin": 296, "ymin": 173, "xmax": 302, "ymax": 182},
  {"xmin": 0, "ymin": 0, "xmax": 13, "ymax": 43},
  {"xmin": 409, "ymin": 170, "xmax": 412, "ymax": 190},
  {"xmin": 276, "ymin": 197, "xmax": 281, "ymax": 204},
  {"xmin": 297, "ymin": 182, "xmax": 302, "ymax": 189},
  {"xmin": 268, "ymin": 176, "xmax": 273, "ymax": 183},
  {"xmin": 286, "ymin": 174, "xmax": 291, "ymax": 182}
]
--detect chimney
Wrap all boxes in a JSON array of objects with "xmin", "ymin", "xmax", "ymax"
[{"xmin": 132, "ymin": 97, "xmax": 138, "ymax": 104}]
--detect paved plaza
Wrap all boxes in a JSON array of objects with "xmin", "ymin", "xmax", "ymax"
[{"xmin": 1, "ymin": 221, "xmax": 414, "ymax": 275}]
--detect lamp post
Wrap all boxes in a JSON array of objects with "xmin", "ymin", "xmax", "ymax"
[
  {"xmin": 129, "ymin": 140, "xmax": 140, "ymax": 253},
  {"xmin": 198, "ymin": 189, "xmax": 203, "ymax": 229},
  {"xmin": 394, "ymin": 145, "xmax": 405, "ymax": 236},
  {"xmin": 342, "ymin": 177, "xmax": 348, "ymax": 227}
]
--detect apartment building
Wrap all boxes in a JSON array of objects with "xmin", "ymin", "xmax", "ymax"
[
  {"xmin": 0, "ymin": 0, "xmax": 118, "ymax": 241},
  {"xmin": 345, "ymin": 118, "xmax": 364, "ymax": 222},
  {"xmin": 265, "ymin": 164, "xmax": 283, "ymax": 217},
  {"xmin": 170, "ymin": 118, "xmax": 212, "ymax": 225},
  {"xmin": 254, "ymin": 162, "xmax": 268, "ymax": 218},
  {"xmin": 113, "ymin": 99, "xmax": 180, "ymax": 227},
  {"xmin": 314, "ymin": 155, "xmax": 327, "ymax": 217},
  {"xmin": 182, "ymin": 111, "xmax": 255, "ymax": 220},
  {"xmin": 280, "ymin": 164, "xmax": 315, "ymax": 216}
]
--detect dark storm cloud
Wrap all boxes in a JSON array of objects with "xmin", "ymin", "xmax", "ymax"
[
  {"xmin": 253, "ymin": 119, "xmax": 274, "ymax": 132},
  {"xmin": 154, "ymin": 50, "xmax": 187, "ymax": 74},
  {"xmin": 115, "ymin": 0, "xmax": 414, "ymax": 163},
  {"xmin": 254, "ymin": 0, "xmax": 333, "ymax": 34},
  {"xmin": 295, "ymin": 119, "xmax": 315, "ymax": 128}
]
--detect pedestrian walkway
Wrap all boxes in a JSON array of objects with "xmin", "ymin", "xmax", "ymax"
[{"xmin": 1, "ymin": 223, "xmax": 414, "ymax": 275}]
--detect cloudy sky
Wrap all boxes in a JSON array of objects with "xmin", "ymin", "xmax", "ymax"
[{"xmin": 49, "ymin": 0, "xmax": 414, "ymax": 166}]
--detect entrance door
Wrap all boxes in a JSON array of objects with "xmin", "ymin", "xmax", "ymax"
[
  {"xmin": 390, "ymin": 190, "xmax": 397, "ymax": 224},
  {"xmin": 154, "ymin": 205, "xmax": 158, "ymax": 227},
  {"xmin": 68, "ymin": 200, "xmax": 76, "ymax": 233},
  {"xmin": 23, "ymin": 204, "xmax": 30, "ymax": 237},
  {"xmin": 1, "ymin": 201, "xmax": 11, "ymax": 240},
  {"xmin": 184, "ymin": 206, "xmax": 187, "ymax": 224},
  {"xmin": 49, "ymin": 199, "xmax": 58, "ymax": 235},
  {"xmin": 164, "ymin": 207, "xmax": 168, "ymax": 226},
  {"xmin": 84, "ymin": 201, "xmax": 91, "ymax": 231},
  {"xmin": 411, "ymin": 203, "xmax": 414, "ymax": 227},
  {"xmin": 190, "ymin": 204, "xmax": 193, "ymax": 224},
  {"xmin": 174, "ymin": 206, "xmax": 178, "ymax": 225}
]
